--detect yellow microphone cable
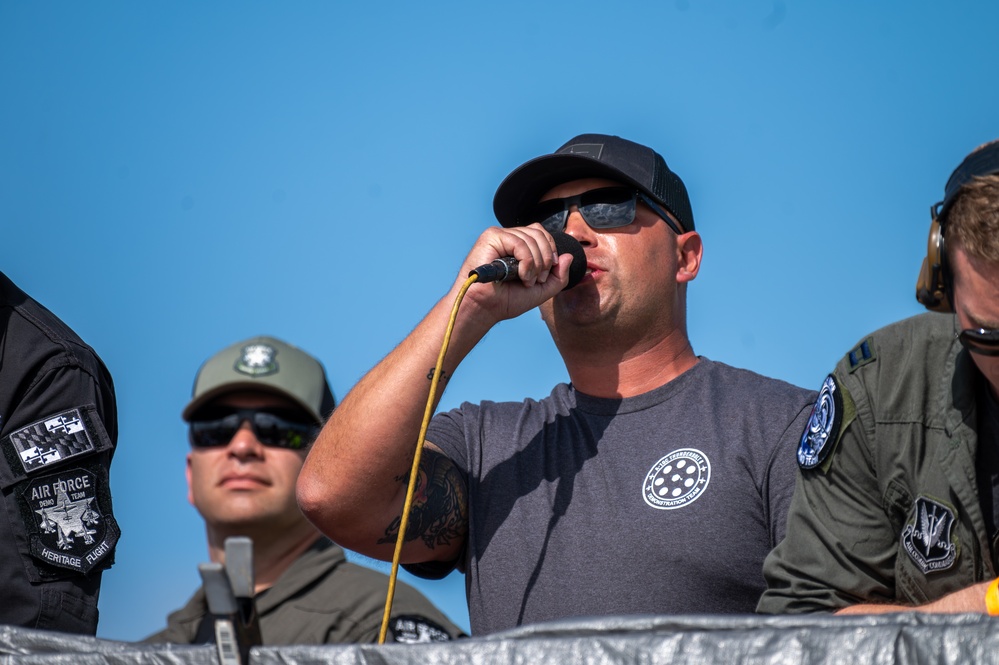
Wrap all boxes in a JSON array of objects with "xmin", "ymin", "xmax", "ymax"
[
  {"xmin": 374, "ymin": 233, "xmax": 583, "ymax": 643},
  {"xmin": 378, "ymin": 272, "xmax": 479, "ymax": 644}
]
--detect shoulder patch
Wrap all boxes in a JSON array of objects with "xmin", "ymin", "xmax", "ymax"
[
  {"xmin": 901, "ymin": 496, "xmax": 958, "ymax": 574},
  {"xmin": 7, "ymin": 408, "xmax": 98, "ymax": 474},
  {"xmin": 389, "ymin": 615, "xmax": 453, "ymax": 643},
  {"xmin": 19, "ymin": 466, "xmax": 119, "ymax": 574},
  {"xmin": 797, "ymin": 375, "xmax": 843, "ymax": 469},
  {"xmin": 847, "ymin": 337, "xmax": 876, "ymax": 372}
]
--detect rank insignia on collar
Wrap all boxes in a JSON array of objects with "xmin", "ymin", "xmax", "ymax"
[
  {"xmin": 901, "ymin": 496, "xmax": 957, "ymax": 574},
  {"xmin": 797, "ymin": 375, "xmax": 843, "ymax": 469}
]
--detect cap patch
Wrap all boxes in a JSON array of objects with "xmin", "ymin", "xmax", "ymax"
[
  {"xmin": 22, "ymin": 467, "xmax": 119, "ymax": 574},
  {"xmin": 389, "ymin": 615, "xmax": 452, "ymax": 643},
  {"xmin": 901, "ymin": 496, "xmax": 957, "ymax": 574},
  {"xmin": 847, "ymin": 338, "xmax": 876, "ymax": 371},
  {"xmin": 563, "ymin": 143, "xmax": 603, "ymax": 159},
  {"xmin": 797, "ymin": 375, "xmax": 843, "ymax": 469},
  {"xmin": 9, "ymin": 408, "xmax": 96, "ymax": 474},
  {"xmin": 234, "ymin": 343, "xmax": 278, "ymax": 377}
]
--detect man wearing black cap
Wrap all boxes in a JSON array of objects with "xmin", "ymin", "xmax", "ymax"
[
  {"xmin": 759, "ymin": 140, "xmax": 999, "ymax": 615},
  {"xmin": 145, "ymin": 336, "xmax": 461, "ymax": 644},
  {"xmin": 0, "ymin": 272, "xmax": 118, "ymax": 634},
  {"xmin": 299, "ymin": 134, "xmax": 814, "ymax": 634}
]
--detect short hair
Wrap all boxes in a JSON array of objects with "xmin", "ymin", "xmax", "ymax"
[{"xmin": 946, "ymin": 173, "xmax": 999, "ymax": 265}]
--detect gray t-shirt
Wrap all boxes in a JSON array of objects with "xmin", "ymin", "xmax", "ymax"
[{"xmin": 424, "ymin": 357, "xmax": 814, "ymax": 635}]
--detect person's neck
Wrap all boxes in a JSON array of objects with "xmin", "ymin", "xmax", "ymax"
[
  {"xmin": 206, "ymin": 525, "xmax": 322, "ymax": 594},
  {"xmin": 560, "ymin": 326, "xmax": 699, "ymax": 399}
]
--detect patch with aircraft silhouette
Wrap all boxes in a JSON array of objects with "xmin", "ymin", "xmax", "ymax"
[
  {"xmin": 20, "ymin": 467, "xmax": 119, "ymax": 574},
  {"xmin": 901, "ymin": 496, "xmax": 957, "ymax": 574}
]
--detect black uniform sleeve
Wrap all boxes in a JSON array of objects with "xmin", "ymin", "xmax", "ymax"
[{"xmin": 0, "ymin": 296, "xmax": 119, "ymax": 634}]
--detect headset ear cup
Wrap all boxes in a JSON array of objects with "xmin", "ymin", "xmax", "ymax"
[{"xmin": 915, "ymin": 218, "xmax": 952, "ymax": 313}]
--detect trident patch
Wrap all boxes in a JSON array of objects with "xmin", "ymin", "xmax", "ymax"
[{"xmin": 901, "ymin": 496, "xmax": 957, "ymax": 574}]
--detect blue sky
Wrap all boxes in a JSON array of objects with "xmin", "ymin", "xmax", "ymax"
[{"xmin": 2, "ymin": 0, "xmax": 998, "ymax": 641}]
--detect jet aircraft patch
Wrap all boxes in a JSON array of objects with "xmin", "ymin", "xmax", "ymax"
[{"xmin": 21, "ymin": 467, "xmax": 119, "ymax": 574}]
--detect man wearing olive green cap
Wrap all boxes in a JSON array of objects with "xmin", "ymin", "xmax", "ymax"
[{"xmin": 144, "ymin": 336, "xmax": 462, "ymax": 645}]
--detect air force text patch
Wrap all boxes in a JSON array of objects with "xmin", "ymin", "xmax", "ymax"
[
  {"xmin": 797, "ymin": 375, "xmax": 843, "ymax": 469},
  {"xmin": 642, "ymin": 448, "xmax": 711, "ymax": 510},
  {"xmin": 901, "ymin": 496, "xmax": 957, "ymax": 574},
  {"xmin": 389, "ymin": 616, "xmax": 452, "ymax": 643},
  {"xmin": 9, "ymin": 408, "xmax": 96, "ymax": 474},
  {"xmin": 21, "ymin": 467, "xmax": 119, "ymax": 574}
]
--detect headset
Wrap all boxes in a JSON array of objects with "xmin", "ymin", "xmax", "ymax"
[{"xmin": 916, "ymin": 140, "xmax": 999, "ymax": 312}]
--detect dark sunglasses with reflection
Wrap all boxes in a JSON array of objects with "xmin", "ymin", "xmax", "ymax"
[
  {"xmin": 521, "ymin": 186, "xmax": 685, "ymax": 236},
  {"xmin": 957, "ymin": 327, "xmax": 999, "ymax": 357},
  {"xmin": 188, "ymin": 408, "xmax": 320, "ymax": 450}
]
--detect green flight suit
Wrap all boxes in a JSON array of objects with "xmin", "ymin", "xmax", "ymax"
[
  {"xmin": 758, "ymin": 312, "xmax": 996, "ymax": 613},
  {"xmin": 144, "ymin": 538, "xmax": 463, "ymax": 644}
]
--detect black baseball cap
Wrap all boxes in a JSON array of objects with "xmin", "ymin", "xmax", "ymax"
[
  {"xmin": 182, "ymin": 336, "xmax": 336, "ymax": 425},
  {"xmin": 493, "ymin": 133, "xmax": 695, "ymax": 232}
]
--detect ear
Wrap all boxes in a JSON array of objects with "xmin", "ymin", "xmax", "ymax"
[
  {"xmin": 675, "ymin": 231, "xmax": 703, "ymax": 284},
  {"xmin": 185, "ymin": 453, "xmax": 196, "ymax": 506}
]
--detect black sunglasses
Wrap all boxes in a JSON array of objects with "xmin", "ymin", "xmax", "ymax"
[
  {"xmin": 522, "ymin": 187, "xmax": 684, "ymax": 236},
  {"xmin": 189, "ymin": 408, "xmax": 320, "ymax": 450},
  {"xmin": 957, "ymin": 327, "xmax": 999, "ymax": 357}
]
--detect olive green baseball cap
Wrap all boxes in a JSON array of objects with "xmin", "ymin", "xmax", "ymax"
[{"xmin": 182, "ymin": 336, "xmax": 336, "ymax": 424}]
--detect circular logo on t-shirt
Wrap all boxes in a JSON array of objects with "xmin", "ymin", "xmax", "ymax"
[{"xmin": 642, "ymin": 448, "xmax": 711, "ymax": 510}]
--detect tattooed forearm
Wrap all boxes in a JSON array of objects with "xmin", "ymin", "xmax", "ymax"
[
  {"xmin": 426, "ymin": 367, "xmax": 450, "ymax": 384},
  {"xmin": 379, "ymin": 448, "xmax": 468, "ymax": 550}
]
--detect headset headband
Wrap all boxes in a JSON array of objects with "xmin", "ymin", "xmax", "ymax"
[{"xmin": 936, "ymin": 140, "xmax": 999, "ymax": 221}]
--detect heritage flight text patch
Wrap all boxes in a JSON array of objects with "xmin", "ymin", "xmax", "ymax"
[
  {"xmin": 8, "ymin": 408, "xmax": 97, "ymax": 474},
  {"xmin": 797, "ymin": 375, "xmax": 843, "ymax": 469},
  {"xmin": 20, "ymin": 467, "xmax": 119, "ymax": 574},
  {"xmin": 389, "ymin": 616, "xmax": 452, "ymax": 643},
  {"xmin": 901, "ymin": 496, "xmax": 957, "ymax": 574}
]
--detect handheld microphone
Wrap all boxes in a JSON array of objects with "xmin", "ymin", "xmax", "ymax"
[{"xmin": 470, "ymin": 232, "xmax": 587, "ymax": 290}]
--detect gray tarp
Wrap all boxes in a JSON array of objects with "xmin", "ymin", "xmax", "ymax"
[{"xmin": 5, "ymin": 614, "xmax": 999, "ymax": 664}]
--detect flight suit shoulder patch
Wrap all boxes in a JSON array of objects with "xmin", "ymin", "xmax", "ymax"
[{"xmin": 797, "ymin": 374, "xmax": 855, "ymax": 470}]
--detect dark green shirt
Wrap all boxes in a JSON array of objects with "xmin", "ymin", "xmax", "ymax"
[
  {"xmin": 758, "ymin": 312, "xmax": 997, "ymax": 613},
  {"xmin": 144, "ymin": 539, "xmax": 463, "ymax": 644}
]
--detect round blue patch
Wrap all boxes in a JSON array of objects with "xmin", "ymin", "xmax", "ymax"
[{"xmin": 797, "ymin": 374, "xmax": 843, "ymax": 469}]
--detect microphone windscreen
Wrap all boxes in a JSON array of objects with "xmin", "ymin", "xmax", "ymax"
[{"xmin": 552, "ymin": 232, "xmax": 587, "ymax": 290}]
